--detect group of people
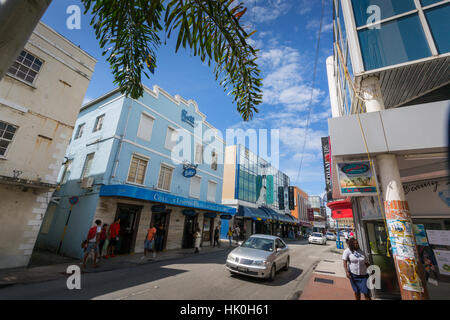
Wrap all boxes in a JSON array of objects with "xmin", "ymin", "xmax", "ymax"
[
  {"xmin": 81, "ymin": 218, "xmax": 121, "ymax": 269},
  {"xmin": 142, "ymin": 223, "xmax": 165, "ymax": 258},
  {"xmin": 226, "ymin": 224, "xmax": 243, "ymax": 246}
]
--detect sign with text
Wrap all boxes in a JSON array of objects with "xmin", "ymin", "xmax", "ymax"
[
  {"xmin": 336, "ymin": 161, "xmax": 378, "ymax": 196},
  {"xmin": 321, "ymin": 137, "xmax": 332, "ymax": 200}
]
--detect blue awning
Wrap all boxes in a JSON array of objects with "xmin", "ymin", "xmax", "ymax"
[
  {"xmin": 237, "ymin": 206, "xmax": 271, "ymax": 221},
  {"xmin": 259, "ymin": 207, "xmax": 279, "ymax": 222},
  {"xmin": 220, "ymin": 214, "xmax": 233, "ymax": 220}
]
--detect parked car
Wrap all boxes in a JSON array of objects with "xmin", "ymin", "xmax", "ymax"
[
  {"xmin": 325, "ymin": 232, "xmax": 336, "ymax": 241},
  {"xmin": 225, "ymin": 234, "xmax": 290, "ymax": 282},
  {"xmin": 309, "ymin": 232, "xmax": 327, "ymax": 245}
]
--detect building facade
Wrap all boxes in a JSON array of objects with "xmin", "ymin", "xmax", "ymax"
[
  {"xmin": 327, "ymin": 0, "xmax": 450, "ymax": 299},
  {"xmin": 35, "ymin": 85, "xmax": 235, "ymax": 259},
  {"xmin": 0, "ymin": 22, "xmax": 96, "ymax": 269},
  {"xmin": 309, "ymin": 195, "xmax": 327, "ymax": 232},
  {"xmin": 290, "ymin": 186, "xmax": 312, "ymax": 234},
  {"xmin": 221, "ymin": 145, "xmax": 298, "ymax": 240}
]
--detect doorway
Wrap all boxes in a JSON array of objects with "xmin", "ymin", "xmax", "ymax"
[
  {"xmin": 182, "ymin": 215, "xmax": 197, "ymax": 248},
  {"xmin": 115, "ymin": 204, "xmax": 142, "ymax": 254},
  {"xmin": 202, "ymin": 217, "xmax": 214, "ymax": 244},
  {"xmin": 151, "ymin": 210, "xmax": 171, "ymax": 251}
]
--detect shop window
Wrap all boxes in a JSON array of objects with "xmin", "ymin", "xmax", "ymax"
[
  {"xmin": 0, "ymin": 121, "xmax": 18, "ymax": 157},
  {"xmin": 7, "ymin": 50, "xmax": 43, "ymax": 85},
  {"xmin": 358, "ymin": 14, "xmax": 431, "ymax": 70}
]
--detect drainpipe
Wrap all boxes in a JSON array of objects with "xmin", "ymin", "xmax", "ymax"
[
  {"xmin": 361, "ymin": 76, "xmax": 429, "ymax": 300},
  {"xmin": 110, "ymin": 104, "xmax": 132, "ymax": 184}
]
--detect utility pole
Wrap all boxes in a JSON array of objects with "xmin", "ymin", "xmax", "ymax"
[
  {"xmin": 361, "ymin": 76, "xmax": 429, "ymax": 300},
  {"xmin": 0, "ymin": 0, "xmax": 52, "ymax": 80}
]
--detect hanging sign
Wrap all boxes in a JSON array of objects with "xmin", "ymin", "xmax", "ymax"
[
  {"xmin": 182, "ymin": 162, "xmax": 198, "ymax": 178},
  {"xmin": 336, "ymin": 161, "xmax": 378, "ymax": 196},
  {"xmin": 266, "ymin": 175, "xmax": 274, "ymax": 204}
]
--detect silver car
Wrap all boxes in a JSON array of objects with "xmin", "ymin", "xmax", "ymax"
[{"xmin": 225, "ymin": 234, "xmax": 290, "ymax": 281}]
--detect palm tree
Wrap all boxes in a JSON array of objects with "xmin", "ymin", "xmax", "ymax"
[{"xmin": 0, "ymin": 0, "xmax": 262, "ymax": 120}]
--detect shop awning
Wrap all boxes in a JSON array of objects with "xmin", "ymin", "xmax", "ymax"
[
  {"xmin": 237, "ymin": 206, "xmax": 271, "ymax": 221},
  {"xmin": 259, "ymin": 207, "xmax": 279, "ymax": 222}
]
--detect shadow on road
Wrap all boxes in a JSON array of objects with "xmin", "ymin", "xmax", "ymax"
[{"xmin": 229, "ymin": 266, "xmax": 303, "ymax": 287}]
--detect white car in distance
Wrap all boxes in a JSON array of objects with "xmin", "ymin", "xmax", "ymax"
[{"xmin": 309, "ymin": 232, "xmax": 327, "ymax": 245}]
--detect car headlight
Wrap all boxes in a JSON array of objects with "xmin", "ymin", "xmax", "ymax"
[
  {"xmin": 227, "ymin": 254, "xmax": 235, "ymax": 261},
  {"xmin": 253, "ymin": 260, "xmax": 270, "ymax": 266}
]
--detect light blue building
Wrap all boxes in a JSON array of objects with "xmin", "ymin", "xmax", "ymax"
[{"xmin": 35, "ymin": 85, "xmax": 235, "ymax": 258}]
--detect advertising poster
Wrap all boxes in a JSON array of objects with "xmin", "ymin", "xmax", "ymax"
[
  {"xmin": 426, "ymin": 230, "xmax": 450, "ymax": 246},
  {"xmin": 336, "ymin": 161, "xmax": 378, "ymax": 196},
  {"xmin": 433, "ymin": 250, "xmax": 450, "ymax": 276},
  {"xmin": 413, "ymin": 224, "xmax": 429, "ymax": 246},
  {"xmin": 395, "ymin": 256, "xmax": 424, "ymax": 293}
]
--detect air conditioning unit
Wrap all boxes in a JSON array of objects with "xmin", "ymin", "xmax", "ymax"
[{"xmin": 80, "ymin": 177, "xmax": 94, "ymax": 189}]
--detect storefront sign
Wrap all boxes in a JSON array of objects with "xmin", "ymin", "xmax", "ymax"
[
  {"xmin": 181, "ymin": 109, "xmax": 195, "ymax": 127},
  {"xmin": 426, "ymin": 230, "xmax": 450, "ymax": 247},
  {"xmin": 336, "ymin": 161, "xmax": 378, "ymax": 196},
  {"xmin": 433, "ymin": 250, "xmax": 450, "ymax": 276},
  {"xmin": 321, "ymin": 137, "xmax": 332, "ymax": 200},
  {"xmin": 403, "ymin": 178, "xmax": 450, "ymax": 216}
]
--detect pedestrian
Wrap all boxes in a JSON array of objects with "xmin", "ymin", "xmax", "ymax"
[
  {"xmin": 142, "ymin": 223, "xmax": 157, "ymax": 259},
  {"xmin": 343, "ymin": 238, "xmax": 371, "ymax": 300},
  {"xmin": 156, "ymin": 224, "xmax": 165, "ymax": 252},
  {"xmin": 227, "ymin": 227, "xmax": 233, "ymax": 247},
  {"xmin": 213, "ymin": 226, "xmax": 220, "ymax": 247},
  {"xmin": 349, "ymin": 230, "xmax": 355, "ymax": 238},
  {"xmin": 193, "ymin": 228, "xmax": 202, "ymax": 253},
  {"xmin": 99, "ymin": 223, "xmax": 108, "ymax": 258},
  {"xmin": 105, "ymin": 218, "xmax": 120, "ymax": 258},
  {"xmin": 233, "ymin": 224, "xmax": 240, "ymax": 245},
  {"xmin": 83, "ymin": 219, "xmax": 102, "ymax": 269}
]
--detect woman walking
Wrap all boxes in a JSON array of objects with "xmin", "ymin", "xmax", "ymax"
[
  {"xmin": 227, "ymin": 227, "xmax": 233, "ymax": 247},
  {"xmin": 343, "ymin": 238, "xmax": 371, "ymax": 300},
  {"xmin": 193, "ymin": 228, "xmax": 202, "ymax": 253}
]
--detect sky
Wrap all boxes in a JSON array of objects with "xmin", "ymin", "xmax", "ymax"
[{"xmin": 41, "ymin": 0, "xmax": 334, "ymax": 198}]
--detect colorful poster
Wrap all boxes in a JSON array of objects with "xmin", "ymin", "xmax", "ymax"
[
  {"xmin": 395, "ymin": 256, "xmax": 424, "ymax": 293},
  {"xmin": 336, "ymin": 161, "xmax": 378, "ymax": 196},
  {"xmin": 433, "ymin": 250, "xmax": 450, "ymax": 276},
  {"xmin": 413, "ymin": 224, "xmax": 429, "ymax": 246}
]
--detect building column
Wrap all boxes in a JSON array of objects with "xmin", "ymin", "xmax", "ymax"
[{"xmin": 361, "ymin": 76, "xmax": 429, "ymax": 300}]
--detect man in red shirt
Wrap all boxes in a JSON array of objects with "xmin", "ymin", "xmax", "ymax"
[
  {"xmin": 105, "ymin": 218, "xmax": 120, "ymax": 258},
  {"xmin": 142, "ymin": 223, "xmax": 157, "ymax": 259}
]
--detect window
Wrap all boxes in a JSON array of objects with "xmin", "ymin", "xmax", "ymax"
[
  {"xmin": 424, "ymin": 3, "xmax": 450, "ymax": 54},
  {"xmin": 165, "ymin": 126, "xmax": 177, "ymax": 150},
  {"xmin": 81, "ymin": 153, "xmax": 94, "ymax": 179},
  {"xmin": 93, "ymin": 114, "xmax": 105, "ymax": 132},
  {"xmin": 0, "ymin": 121, "xmax": 18, "ymax": 157},
  {"xmin": 7, "ymin": 50, "xmax": 43, "ymax": 85},
  {"xmin": 211, "ymin": 150, "xmax": 218, "ymax": 171},
  {"xmin": 127, "ymin": 155, "xmax": 148, "ymax": 185},
  {"xmin": 207, "ymin": 180, "xmax": 217, "ymax": 202},
  {"xmin": 351, "ymin": 0, "xmax": 416, "ymax": 28},
  {"xmin": 75, "ymin": 123, "xmax": 85, "ymax": 140},
  {"xmin": 190, "ymin": 176, "xmax": 202, "ymax": 198},
  {"xmin": 137, "ymin": 113, "xmax": 154, "ymax": 141},
  {"xmin": 60, "ymin": 159, "xmax": 73, "ymax": 184},
  {"xmin": 157, "ymin": 164, "xmax": 173, "ymax": 191},
  {"xmin": 195, "ymin": 143, "xmax": 203, "ymax": 164}
]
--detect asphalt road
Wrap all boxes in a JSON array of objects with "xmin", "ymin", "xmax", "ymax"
[{"xmin": 0, "ymin": 240, "xmax": 340, "ymax": 300}]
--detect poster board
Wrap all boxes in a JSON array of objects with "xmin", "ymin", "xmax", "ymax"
[
  {"xmin": 336, "ymin": 161, "xmax": 378, "ymax": 196},
  {"xmin": 426, "ymin": 230, "xmax": 450, "ymax": 246},
  {"xmin": 433, "ymin": 250, "xmax": 450, "ymax": 276}
]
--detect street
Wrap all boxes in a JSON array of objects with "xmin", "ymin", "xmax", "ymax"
[{"xmin": 0, "ymin": 241, "xmax": 340, "ymax": 300}]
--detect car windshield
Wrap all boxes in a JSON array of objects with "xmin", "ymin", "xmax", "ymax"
[
  {"xmin": 327, "ymin": 233, "xmax": 334, "ymax": 235},
  {"xmin": 312, "ymin": 233, "xmax": 323, "ymax": 237},
  {"xmin": 241, "ymin": 237, "xmax": 274, "ymax": 252}
]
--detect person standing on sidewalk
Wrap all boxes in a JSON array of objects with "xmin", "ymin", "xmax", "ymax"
[
  {"xmin": 155, "ymin": 224, "xmax": 165, "ymax": 252},
  {"xmin": 99, "ymin": 223, "xmax": 109, "ymax": 258},
  {"xmin": 106, "ymin": 218, "xmax": 120, "ymax": 258},
  {"xmin": 193, "ymin": 228, "xmax": 202, "ymax": 253},
  {"xmin": 343, "ymin": 238, "xmax": 371, "ymax": 300},
  {"xmin": 233, "ymin": 224, "xmax": 240, "ymax": 245},
  {"xmin": 83, "ymin": 219, "xmax": 102, "ymax": 269},
  {"xmin": 213, "ymin": 226, "xmax": 220, "ymax": 247},
  {"xmin": 142, "ymin": 224, "xmax": 157, "ymax": 259},
  {"xmin": 227, "ymin": 227, "xmax": 233, "ymax": 247}
]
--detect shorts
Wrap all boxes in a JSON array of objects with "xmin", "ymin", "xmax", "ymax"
[
  {"xmin": 109, "ymin": 237, "xmax": 118, "ymax": 246},
  {"xmin": 144, "ymin": 239, "xmax": 154, "ymax": 250},
  {"xmin": 349, "ymin": 272, "xmax": 369, "ymax": 294},
  {"xmin": 86, "ymin": 242, "xmax": 99, "ymax": 254}
]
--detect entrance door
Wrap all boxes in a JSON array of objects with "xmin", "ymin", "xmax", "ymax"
[
  {"xmin": 182, "ymin": 215, "xmax": 197, "ymax": 248},
  {"xmin": 115, "ymin": 204, "xmax": 142, "ymax": 254},
  {"xmin": 151, "ymin": 211, "xmax": 171, "ymax": 251},
  {"xmin": 202, "ymin": 217, "xmax": 213, "ymax": 244},
  {"xmin": 365, "ymin": 221, "xmax": 401, "ymax": 299}
]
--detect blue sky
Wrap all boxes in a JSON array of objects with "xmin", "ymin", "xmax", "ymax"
[{"xmin": 41, "ymin": 0, "xmax": 334, "ymax": 197}]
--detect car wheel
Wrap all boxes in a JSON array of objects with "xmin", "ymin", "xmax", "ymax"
[
  {"xmin": 283, "ymin": 256, "xmax": 290, "ymax": 271},
  {"xmin": 268, "ymin": 264, "xmax": 276, "ymax": 282}
]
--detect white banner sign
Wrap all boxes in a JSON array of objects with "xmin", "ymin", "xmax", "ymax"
[
  {"xmin": 433, "ymin": 250, "xmax": 450, "ymax": 276},
  {"xmin": 426, "ymin": 230, "xmax": 450, "ymax": 246}
]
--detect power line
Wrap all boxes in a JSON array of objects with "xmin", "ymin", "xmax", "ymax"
[{"xmin": 294, "ymin": 0, "xmax": 326, "ymax": 187}]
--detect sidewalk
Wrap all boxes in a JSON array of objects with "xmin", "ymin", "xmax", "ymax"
[
  {"xmin": 0, "ymin": 241, "xmax": 231, "ymax": 289},
  {"xmin": 299, "ymin": 259, "xmax": 356, "ymax": 300}
]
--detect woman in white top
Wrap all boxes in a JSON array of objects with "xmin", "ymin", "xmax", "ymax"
[
  {"xmin": 193, "ymin": 228, "xmax": 202, "ymax": 253},
  {"xmin": 342, "ymin": 237, "xmax": 371, "ymax": 300}
]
